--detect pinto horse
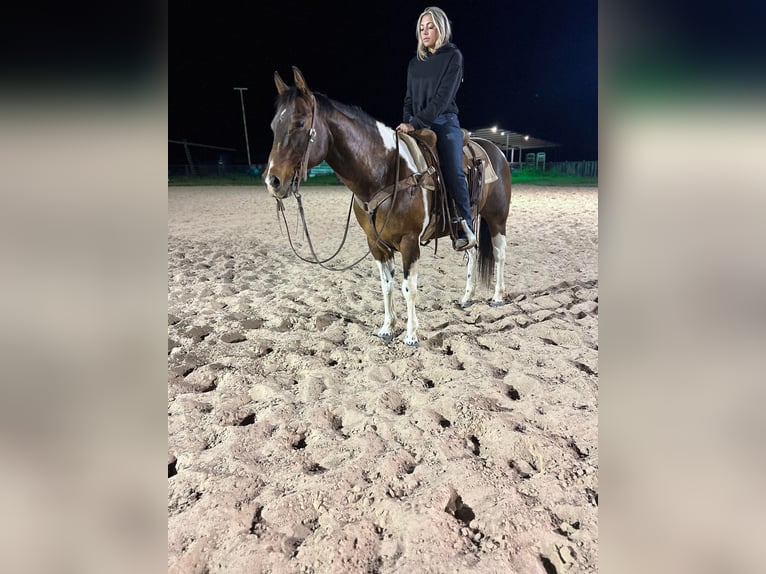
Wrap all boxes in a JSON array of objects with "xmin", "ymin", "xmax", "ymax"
[{"xmin": 264, "ymin": 67, "xmax": 512, "ymax": 346}]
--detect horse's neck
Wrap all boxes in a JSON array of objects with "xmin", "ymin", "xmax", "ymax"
[{"xmin": 324, "ymin": 117, "xmax": 403, "ymax": 201}]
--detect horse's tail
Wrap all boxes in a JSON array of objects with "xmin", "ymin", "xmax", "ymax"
[{"xmin": 477, "ymin": 217, "xmax": 494, "ymax": 290}]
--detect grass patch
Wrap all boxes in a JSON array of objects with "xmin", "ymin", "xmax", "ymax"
[{"xmin": 512, "ymin": 169, "xmax": 597, "ymax": 186}]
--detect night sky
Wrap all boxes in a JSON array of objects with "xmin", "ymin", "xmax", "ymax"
[{"xmin": 170, "ymin": 0, "xmax": 598, "ymax": 166}]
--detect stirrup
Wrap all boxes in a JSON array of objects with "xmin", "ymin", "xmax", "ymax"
[
  {"xmin": 453, "ymin": 219, "xmax": 476, "ymax": 251},
  {"xmin": 453, "ymin": 237, "xmax": 475, "ymax": 251}
]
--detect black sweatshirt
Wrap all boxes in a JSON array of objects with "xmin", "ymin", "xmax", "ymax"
[{"xmin": 402, "ymin": 43, "xmax": 463, "ymax": 130}]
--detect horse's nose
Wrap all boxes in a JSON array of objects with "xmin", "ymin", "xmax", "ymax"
[{"xmin": 264, "ymin": 174, "xmax": 279, "ymax": 189}]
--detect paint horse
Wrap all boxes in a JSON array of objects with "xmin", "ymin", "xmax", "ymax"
[{"xmin": 264, "ymin": 67, "xmax": 512, "ymax": 345}]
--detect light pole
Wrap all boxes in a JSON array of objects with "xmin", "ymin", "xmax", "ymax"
[{"xmin": 233, "ymin": 87, "xmax": 252, "ymax": 166}]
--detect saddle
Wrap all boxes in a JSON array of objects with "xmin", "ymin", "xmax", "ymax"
[{"xmin": 404, "ymin": 128, "xmax": 498, "ymax": 245}]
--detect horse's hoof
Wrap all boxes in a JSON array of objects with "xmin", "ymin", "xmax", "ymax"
[
  {"xmin": 403, "ymin": 338, "xmax": 419, "ymax": 347},
  {"xmin": 460, "ymin": 300, "xmax": 473, "ymax": 309},
  {"xmin": 378, "ymin": 332, "xmax": 393, "ymax": 342},
  {"xmin": 489, "ymin": 300, "xmax": 505, "ymax": 308}
]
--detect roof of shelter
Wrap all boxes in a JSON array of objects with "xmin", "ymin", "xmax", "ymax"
[{"xmin": 468, "ymin": 127, "xmax": 559, "ymax": 153}]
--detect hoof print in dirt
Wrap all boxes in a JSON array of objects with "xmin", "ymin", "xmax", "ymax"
[
  {"xmin": 241, "ymin": 318, "xmax": 263, "ymax": 329},
  {"xmin": 186, "ymin": 325, "xmax": 213, "ymax": 343},
  {"xmin": 444, "ymin": 489, "xmax": 476, "ymax": 526},
  {"xmin": 221, "ymin": 332, "xmax": 246, "ymax": 343}
]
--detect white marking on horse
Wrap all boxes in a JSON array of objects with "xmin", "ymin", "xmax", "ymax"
[
  {"xmin": 265, "ymin": 160, "xmax": 277, "ymax": 181},
  {"xmin": 491, "ymin": 233, "xmax": 507, "ymax": 303},
  {"xmin": 402, "ymin": 261, "xmax": 420, "ymax": 345},
  {"xmin": 377, "ymin": 122, "xmax": 397, "ymax": 151},
  {"xmin": 376, "ymin": 122, "xmax": 418, "ymax": 173},
  {"xmin": 270, "ymin": 108, "xmax": 287, "ymax": 151},
  {"xmin": 375, "ymin": 259, "xmax": 397, "ymax": 339},
  {"xmin": 461, "ymin": 248, "xmax": 477, "ymax": 306}
]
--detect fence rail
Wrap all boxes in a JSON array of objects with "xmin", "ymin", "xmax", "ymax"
[
  {"xmin": 544, "ymin": 161, "xmax": 598, "ymax": 177},
  {"xmin": 168, "ymin": 162, "xmax": 336, "ymax": 179}
]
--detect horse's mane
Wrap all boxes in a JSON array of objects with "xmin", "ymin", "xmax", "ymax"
[
  {"xmin": 277, "ymin": 88, "xmax": 379, "ymax": 129},
  {"xmin": 320, "ymin": 93, "xmax": 378, "ymax": 127}
]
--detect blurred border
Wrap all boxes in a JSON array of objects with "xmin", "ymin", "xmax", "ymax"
[
  {"xmin": 3, "ymin": 1, "xmax": 765, "ymax": 571},
  {"xmin": 0, "ymin": 4, "xmax": 168, "ymax": 572},
  {"xmin": 602, "ymin": 1, "xmax": 765, "ymax": 573}
]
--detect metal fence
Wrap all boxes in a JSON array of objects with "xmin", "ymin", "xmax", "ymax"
[
  {"xmin": 168, "ymin": 164, "xmax": 252, "ymax": 177},
  {"xmin": 543, "ymin": 161, "xmax": 598, "ymax": 177},
  {"xmin": 168, "ymin": 162, "xmax": 336, "ymax": 179}
]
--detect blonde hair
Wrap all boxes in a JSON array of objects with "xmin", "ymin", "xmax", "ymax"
[{"xmin": 416, "ymin": 6, "xmax": 452, "ymax": 61}]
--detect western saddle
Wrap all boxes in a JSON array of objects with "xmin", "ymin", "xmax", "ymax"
[{"xmin": 405, "ymin": 128, "xmax": 496, "ymax": 246}]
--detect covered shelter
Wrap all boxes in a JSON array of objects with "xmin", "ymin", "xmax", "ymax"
[{"xmin": 468, "ymin": 127, "xmax": 559, "ymax": 167}]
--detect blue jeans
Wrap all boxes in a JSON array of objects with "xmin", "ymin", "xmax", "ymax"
[{"xmin": 431, "ymin": 113, "xmax": 472, "ymax": 228}]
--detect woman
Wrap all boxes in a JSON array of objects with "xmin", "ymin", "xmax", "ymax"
[{"xmin": 396, "ymin": 6, "xmax": 476, "ymax": 251}]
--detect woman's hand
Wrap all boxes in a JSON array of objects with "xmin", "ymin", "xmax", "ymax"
[{"xmin": 396, "ymin": 123, "xmax": 415, "ymax": 133}]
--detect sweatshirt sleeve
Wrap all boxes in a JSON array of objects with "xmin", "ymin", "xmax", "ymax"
[
  {"xmin": 410, "ymin": 50, "xmax": 463, "ymax": 129},
  {"xmin": 402, "ymin": 62, "xmax": 414, "ymax": 124}
]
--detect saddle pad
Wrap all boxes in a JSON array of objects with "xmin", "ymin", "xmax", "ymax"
[
  {"xmin": 397, "ymin": 132, "xmax": 430, "ymax": 173},
  {"xmin": 464, "ymin": 141, "xmax": 499, "ymax": 184},
  {"xmin": 399, "ymin": 131, "xmax": 498, "ymax": 184}
]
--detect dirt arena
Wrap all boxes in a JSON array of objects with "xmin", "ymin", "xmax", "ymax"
[{"xmin": 168, "ymin": 184, "xmax": 598, "ymax": 573}]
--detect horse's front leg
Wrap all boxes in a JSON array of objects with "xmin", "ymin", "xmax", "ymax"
[
  {"xmin": 374, "ymin": 257, "xmax": 397, "ymax": 341},
  {"xmin": 400, "ymin": 237, "xmax": 421, "ymax": 346},
  {"xmin": 460, "ymin": 247, "xmax": 478, "ymax": 308}
]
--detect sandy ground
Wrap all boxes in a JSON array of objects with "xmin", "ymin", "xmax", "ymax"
[{"xmin": 168, "ymin": 184, "xmax": 598, "ymax": 573}]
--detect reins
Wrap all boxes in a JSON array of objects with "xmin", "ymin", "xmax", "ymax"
[{"xmin": 276, "ymin": 191, "xmax": 370, "ymax": 271}]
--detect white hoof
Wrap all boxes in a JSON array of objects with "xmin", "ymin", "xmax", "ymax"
[{"xmin": 403, "ymin": 335, "xmax": 419, "ymax": 347}]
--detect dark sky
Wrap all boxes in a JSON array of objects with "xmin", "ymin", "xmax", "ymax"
[{"xmin": 170, "ymin": 0, "xmax": 598, "ymax": 165}]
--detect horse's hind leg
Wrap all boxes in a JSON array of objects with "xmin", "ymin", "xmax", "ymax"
[
  {"xmin": 375, "ymin": 257, "xmax": 397, "ymax": 341},
  {"xmin": 490, "ymin": 233, "xmax": 507, "ymax": 306}
]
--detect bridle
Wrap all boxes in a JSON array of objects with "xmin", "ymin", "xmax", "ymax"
[
  {"xmin": 294, "ymin": 92, "xmax": 318, "ymax": 189},
  {"xmin": 272, "ymin": 91, "xmax": 319, "ymax": 205}
]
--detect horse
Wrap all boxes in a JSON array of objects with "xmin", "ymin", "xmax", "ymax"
[{"xmin": 264, "ymin": 67, "xmax": 512, "ymax": 346}]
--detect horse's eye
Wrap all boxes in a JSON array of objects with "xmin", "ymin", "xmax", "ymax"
[{"xmin": 294, "ymin": 120, "xmax": 305, "ymax": 129}]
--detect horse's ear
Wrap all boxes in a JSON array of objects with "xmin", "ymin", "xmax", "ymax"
[
  {"xmin": 274, "ymin": 71, "xmax": 288, "ymax": 95},
  {"xmin": 292, "ymin": 66, "xmax": 311, "ymax": 96}
]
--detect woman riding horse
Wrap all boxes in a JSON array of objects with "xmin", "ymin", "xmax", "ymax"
[{"xmin": 264, "ymin": 67, "xmax": 511, "ymax": 346}]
